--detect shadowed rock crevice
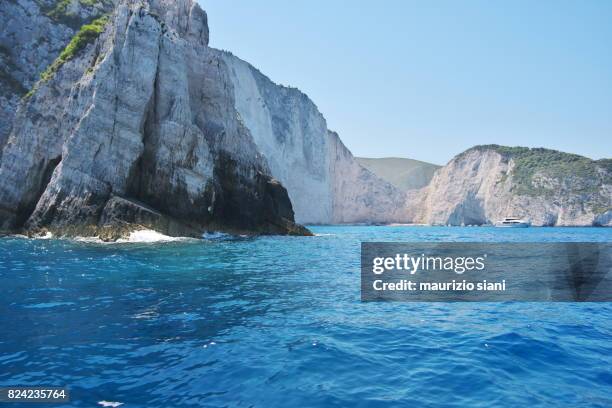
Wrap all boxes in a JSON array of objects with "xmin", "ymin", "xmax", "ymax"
[
  {"xmin": 446, "ymin": 192, "xmax": 488, "ymax": 226},
  {"xmin": 210, "ymin": 152, "xmax": 308, "ymax": 235},
  {"xmin": 16, "ymin": 155, "xmax": 62, "ymax": 229}
]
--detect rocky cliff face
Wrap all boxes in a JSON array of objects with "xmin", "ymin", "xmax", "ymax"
[
  {"xmin": 220, "ymin": 53, "xmax": 409, "ymax": 224},
  {"xmin": 0, "ymin": 0, "xmax": 309, "ymax": 238},
  {"xmin": 4, "ymin": 2, "xmax": 605, "ymax": 234},
  {"xmin": 327, "ymin": 131, "xmax": 409, "ymax": 223},
  {"xmin": 410, "ymin": 146, "xmax": 612, "ymax": 226},
  {"xmin": 0, "ymin": 0, "xmax": 116, "ymax": 156}
]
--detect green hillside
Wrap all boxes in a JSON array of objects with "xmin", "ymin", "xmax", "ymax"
[
  {"xmin": 465, "ymin": 145, "xmax": 611, "ymax": 194},
  {"xmin": 356, "ymin": 157, "xmax": 441, "ymax": 191},
  {"xmin": 461, "ymin": 145, "xmax": 611, "ymax": 213}
]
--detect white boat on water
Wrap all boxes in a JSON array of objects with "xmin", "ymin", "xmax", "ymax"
[{"xmin": 495, "ymin": 217, "xmax": 531, "ymax": 228}]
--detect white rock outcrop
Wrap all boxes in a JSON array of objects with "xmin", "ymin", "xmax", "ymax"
[
  {"xmin": 410, "ymin": 146, "xmax": 611, "ymax": 226},
  {"xmin": 221, "ymin": 53, "xmax": 409, "ymax": 224}
]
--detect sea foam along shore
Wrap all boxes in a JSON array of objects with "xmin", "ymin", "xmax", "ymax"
[
  {"xmin": 72, "ymin": 230, "xmax": 191, "ymax": 243},
  {"xmin": 72, "ymin": 230, "xmax": 241, "ymax": 243},
  {"xmin": 11, "ymin": 228, "xmax": 319, "ymax": 245}
]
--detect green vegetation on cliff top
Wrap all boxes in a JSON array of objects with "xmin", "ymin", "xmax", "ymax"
[
  {"xmin": 40, "ymin": 14, "xmax": 109, "ymax": 81},
  {"xmin": 43, "ymin": 0, "xmax": 113, "ymax": 28},
  {"xmin": 464, "ymin": 144, "xmax": 611, "ymax": 198},
  {"xmin": 25, "ymin": 14, "xmax": 109, "ymax": 99}
]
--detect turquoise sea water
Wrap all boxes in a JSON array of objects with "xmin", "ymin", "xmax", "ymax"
[{"xmin": 0, "ymin": 226, "xmax": 611, "ymax": 407}]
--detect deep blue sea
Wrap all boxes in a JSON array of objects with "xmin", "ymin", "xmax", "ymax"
[{"xmin": 0, "ymin": 226, "xmax": 611, "ymax": 407}]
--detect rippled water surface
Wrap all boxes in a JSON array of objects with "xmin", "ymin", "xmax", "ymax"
[{"xmin": 1, "ymin": 226, "xmax": 611, "ymax": 407}]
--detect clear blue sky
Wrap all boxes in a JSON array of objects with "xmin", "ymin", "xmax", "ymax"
[{"xmin": 200, "ymin": 0, "xmax": 611, "ymax": 165}]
